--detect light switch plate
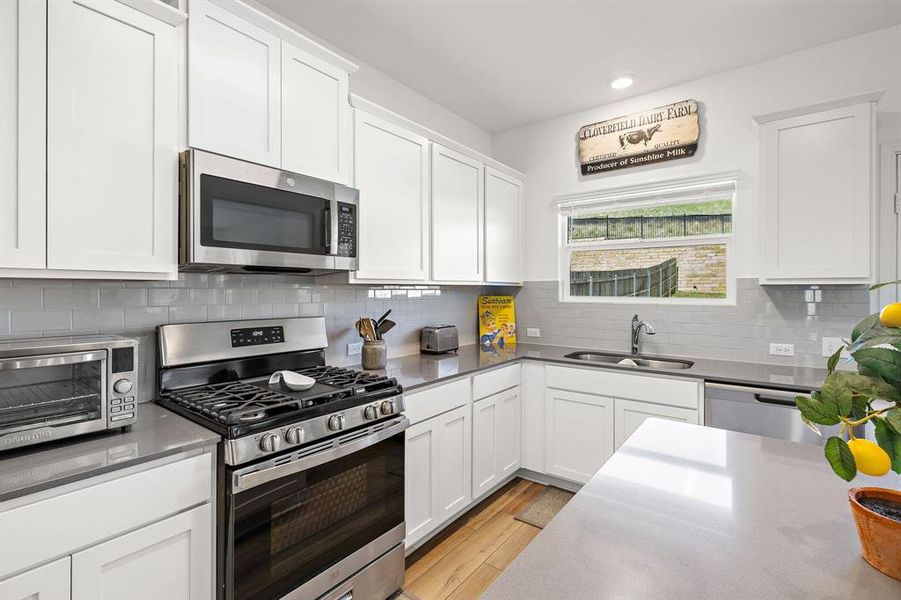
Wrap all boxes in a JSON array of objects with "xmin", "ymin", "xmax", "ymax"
[
  {"xmin": 347, "ymin": 342, "xmax": 363, "ymax": 356},
  {"xmin": 526, "ymin": 328, "xmax": 541, "ymax": 337},
  {"xmin": 769, "ymin": 343, "xmax": 795, "ymax": 357},
  {"xmin": 821, "ymin": 337, "xmax": 849, "ymax": 358}
]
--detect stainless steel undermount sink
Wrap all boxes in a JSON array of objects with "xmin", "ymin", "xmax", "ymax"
[{"xmin": 563, "ymin": 351, "xmax": 694, "ymax": 370}]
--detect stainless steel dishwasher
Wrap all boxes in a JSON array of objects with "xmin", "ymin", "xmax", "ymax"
[{"xmin": 704, "ymin": 382, "xmax": 849, "ymax": 445}]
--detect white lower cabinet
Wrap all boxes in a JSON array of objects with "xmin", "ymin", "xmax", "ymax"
[
  {"xmin": 472, "ymin": 387, "xmax": 521, "ymax": 499},
  {"xmin": 614, "ymin": 398, "xmax": 699, "ymax": 449},
  {"xmin": 71, "ymin": 504, "xmax": 211, "ymax": 600},
  {"xmin": 544, "ymin": 388, "xmax": 615, "ymax": 485},
  {"xmin": 404, "ymin": 404, "xmax": 472, "ymax": 549},
  {"xmin": 0, "ymin": 557, "xmax": 70, "ymax": 600}
]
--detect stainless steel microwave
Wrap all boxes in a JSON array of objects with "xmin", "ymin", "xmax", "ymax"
[{"xmin": 178, "ymin": 149, "xmax": 358, "ymax": 274}]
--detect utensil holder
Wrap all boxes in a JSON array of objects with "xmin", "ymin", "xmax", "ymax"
[{"xmin": 362, "ymin": 339, "xmax": 387, "ymax": 370}]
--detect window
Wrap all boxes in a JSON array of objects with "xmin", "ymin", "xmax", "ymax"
[{"xmin": 557, "ymin": 174, "xmax": 736, "ymax": 303}]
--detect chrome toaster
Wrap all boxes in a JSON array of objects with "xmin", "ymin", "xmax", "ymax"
[{"xmin": 420, "ymin": 325, "xmax": 459, "ymax": 354}]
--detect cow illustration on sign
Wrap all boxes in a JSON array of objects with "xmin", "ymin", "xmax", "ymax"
[{"xmin": 619, "ymin": 124, "xmax": 662, "ymax": 149}]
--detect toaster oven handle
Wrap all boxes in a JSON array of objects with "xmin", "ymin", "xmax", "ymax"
[{"xmin": 0, "ymin": 350, "xmax": 107, "ymax": 371}]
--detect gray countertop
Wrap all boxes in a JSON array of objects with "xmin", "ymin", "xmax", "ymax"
[
  {"xmin": 0, "ymin": 404, "xmax": 220, "ymax": 503},
  {"xmin": 373, "ymin": 343, "xmax": 829, "ymax": 392},
  {"xmin": 483, "ymin": 418, "xmax": 901, "ymax": 600}
]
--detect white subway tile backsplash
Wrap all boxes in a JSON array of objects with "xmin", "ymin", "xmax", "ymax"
[
  {"xmin": 149, "ymin": 288, "xmax": 189, "ymax": 306},
  {"xmin": 0, "ymin": 288, "xmax": 43, "ymax": 308},
  {"xmin": 45, "ymin": 288, "xmax": 99, "ymax": 309},
  {"xmin": 73, "ymin": 308, "xmax": 125, "ymax": 330},
  {"xmin": 101, "ymin": 288, "xmax": 148, "ymax": 307},
  {"xmin": 11, "ymin": 309, "xmax": 71, "ymax": 332}
]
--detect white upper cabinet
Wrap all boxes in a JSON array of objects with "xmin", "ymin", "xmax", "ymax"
[
  {"xmin": 484, "ymin": 167, "xmax": 523, "ymax": 284},
  {"xmin": 431, "ymin": 143, "xmax": 484, "ymax": 282},
  {"xmin": 0, "ymin": 0, "xmax": 46, "ymax": 270},
  {"xmin": 281, "ymin": 41, "xmax": 351, "ymax": 184},
  {"xmin": 758, "ymin": 101, "xmax": 874, "ymax": 284},
  {"xmin": 188, "ymin": 0, "xmax": 281, "ymax": 167},
  {"xmin": 46, "ymin": 0, "xmax": 177, "ymax": 275},
  {"xmin": 353, "ymin": 110, "xmax": 430, "ymax": 281}
]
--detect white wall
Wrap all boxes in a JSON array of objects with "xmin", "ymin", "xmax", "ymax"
[
  {"xmin": 245, "ymin": 0, "xmax": 492, "ymax": 155},
  {"xmin": 492, "ymin": 25, "xmax": 901, "ymax": 282}
]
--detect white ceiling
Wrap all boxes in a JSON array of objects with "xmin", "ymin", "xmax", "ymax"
[{"xmin": 259, "ymin": 0, "xmax": 901, "ymax": 134}]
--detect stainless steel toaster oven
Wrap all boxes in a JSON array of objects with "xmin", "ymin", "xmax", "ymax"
[{"xmin": 0, "ymin": 335, "xmax": 139, "ymax": 452}]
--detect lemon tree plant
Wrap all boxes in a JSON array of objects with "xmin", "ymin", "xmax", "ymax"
[{"xmin": 795, "ymin": 287, "xmax": 901, "ymax": 481}]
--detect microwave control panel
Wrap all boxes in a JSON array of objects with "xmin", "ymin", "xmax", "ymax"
[{"xmin": 337, "ymin": 203, "xmax": 356, "ymax": 258}]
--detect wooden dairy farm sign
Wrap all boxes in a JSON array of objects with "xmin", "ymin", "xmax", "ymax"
[{"xmin": 578, "ymin": 99, "xmax": 700, "ymax": 175}]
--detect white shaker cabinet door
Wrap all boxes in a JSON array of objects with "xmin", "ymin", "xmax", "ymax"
[
  {"xmin": 431, "ymin": 144, "xmax": 483, "ymax": 282},
  {"xmin": 0, "ymin": 557, "xmax": 70, "ymax": 600},
  {"xmin": 759, "ymin": 102, "xmax": 873, "ymax": 284},
  {"xmin": 71, "ymin": 504, "xmax": 212, "ymax": 600},
  {"xmin": 436, "ymin": 404, "xmax": 472, "ymax": 522},
  {"xmin": 613, "ymin": 398, "xmax": 699, "ymax": 449},
  {"xmin": 472, "ymin": 387, "xmax": 521, "ymax": 500},
  {"xmin": 188, "ymin": 0, "xmax": 281, "ymax": 167},
  {"xmin": 0, "ymin": 0, "xmax": 46, "ymax": 269},
  {"xmin": 353, "ymin": 111, "xmax": 430, "ymax": 281},
  {"xmin": 281, "ymin": 41, "xmax": 351, "ymax": 184},
  {"xmin": 544, "ymin": 388, "xmax": 615, "ymax": 484},
  {"xmin": 46, "ymin": 0, "xmax": 177, "ymax": 274},
  {"xmin": 404, "ymin": 418, "xmax": 439, "ymax": 548},
  {"xmin": 484, "ymin": 167, "xmax": 523, "ymax": 284}
]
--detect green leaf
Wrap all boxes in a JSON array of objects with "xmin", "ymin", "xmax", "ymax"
[
  {"xmin": 850, "ymin": 396, "xmax": 870, "ymax": 420},
  {"xmin": 821, "ymin": 373, "xmax": 853, "ymax": 416},
  {"xmin": 800, "ymin": 414, "xmax": 822, "ymax": 437},
  {"xmin": 826, "ymin": 346, "xmax": 843, "ymax": 374},
  {"xmin": 824, "ymin": 436, "xmax": 857, "ymax": 481},
  {"xmin": 848, "ymin": 324, "xmax": 901, "ymax": 353},
  {"xmin": 874, "ymin": 419, "xmax": 901, "ymax": 474},
  {"xmin": 843, "ymin": 373, "xmax": 901, "ymax": 402},
  {"xmin": 853, "ymin": 348, "xmax": 901, "ymax": 385},
  {"xmin": 886, "ymin": 408, "xmax": 901, "ymax": 434},
  {"xmin": 869, "ymin": 280, "xmax": 901, "ymax": 291},
  {"xmin": 796, "ymin": 395, "xmax": 840, "ymax": 426},
  {"xmin": 851, "ymin": 313, "xmax": 880, "ymax": 342}
]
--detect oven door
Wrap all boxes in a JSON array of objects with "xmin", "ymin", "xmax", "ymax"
[
  {"xmin": 226, "ymin": 417, "xmax": 408, "ymax": 600},
  {"xmin": 183, "ymin": 150, "xmax": 346, "ymax": 272},
  {"xmin": 0, "ymin": 351, "xmax": 108, "ymax": 450}
]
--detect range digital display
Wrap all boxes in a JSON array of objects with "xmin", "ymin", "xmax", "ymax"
[{"xmin": 230, "ymin": 326, "xmax": 285, "ymax": 347}]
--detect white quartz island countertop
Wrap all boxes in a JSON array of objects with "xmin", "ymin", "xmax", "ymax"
[{"xmin": 482, "ymin": 419, "xmax": 901, "ymax": 599}]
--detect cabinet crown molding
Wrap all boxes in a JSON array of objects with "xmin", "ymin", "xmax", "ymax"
[{"xmin": 752, "ymin": 90, "xmax": 885, "ymax": 124}]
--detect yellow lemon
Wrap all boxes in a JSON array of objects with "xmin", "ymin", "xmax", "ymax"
[
  {"xmin": 880, "ymin": 302, "xmax": 901, "ymax": 328},
  {"xmin": 848, "ymin": 438, "xmax": 891, "ymax": 477}
]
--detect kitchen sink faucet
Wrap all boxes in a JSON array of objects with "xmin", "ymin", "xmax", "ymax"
[{"xmin": 631, "ymin": 314, "xmax": 656, "ymax": 355}]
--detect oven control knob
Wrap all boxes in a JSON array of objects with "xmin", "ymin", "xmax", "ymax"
[
  {"xmin": 364, "ymin": 405, "xmax": 379, "ymax": 421},
  {"xmin": 380, "ymin": 400, "xmax": 395, "ymax": 416},
  {"xmin": 259, "ymin": 433, "xmax": 281, "ymax": 453},
  {"xmin": 113, "ymin": 379, "xmax": 133, "ymax": 394},
  {"xmin": 285, "ymin": 426, "xmax": 304, "ymax": 445},
  {"xmin": 328, "ymin": 414, "xmax": 346, "ymax": 431}
]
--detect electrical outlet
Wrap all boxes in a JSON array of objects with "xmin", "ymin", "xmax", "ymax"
[
  {"xmin": 347, "ymin": 342, "xmax": 363, "ymax": 356},
  {"xmin": 769, "ymin": 343, "xmax": 795, "ymax": 357},
  {"xmin": 822, "ymin": 337, "xmax": 848, "ymax": 358},
  {"xmin": 526, "ymin": 328, "xmax": 541, "ymax": 337}
]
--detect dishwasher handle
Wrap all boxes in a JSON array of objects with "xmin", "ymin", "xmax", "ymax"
[{"xmin": 753, "ymin": 393, "xmax": 798, "ymax": 408}]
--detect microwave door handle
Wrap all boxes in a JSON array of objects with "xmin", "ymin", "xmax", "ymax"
[
  {"xmin": 323, "ymin": 205, "xmax": 331, "ymax": 251},
  {"xmin": 329, "ymin": 196, "xmax": 339, "ymax": 255}
]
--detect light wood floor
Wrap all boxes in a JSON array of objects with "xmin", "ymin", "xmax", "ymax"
[{"xmin": 403, "ymin": 478, "xmax": 546, "ymax": 600}]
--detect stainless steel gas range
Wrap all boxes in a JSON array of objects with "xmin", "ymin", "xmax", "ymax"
[{"xmin": 155, "ymin": 317, "xmax": 407, "ymax": 600}]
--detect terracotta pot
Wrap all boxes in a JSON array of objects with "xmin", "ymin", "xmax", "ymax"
[{"xmin": 848, "ymin": 487, "xmax": 901, "ymax": 581}]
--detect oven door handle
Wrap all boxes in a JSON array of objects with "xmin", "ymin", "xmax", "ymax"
[
  {"xmin": 232, "ymin": 416, "xmax": 409, "ymax": 492},
  {"xmin": 0, "ymin": 350, "xmax": 107, "ymax": 371}
]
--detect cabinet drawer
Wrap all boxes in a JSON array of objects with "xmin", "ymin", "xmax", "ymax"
[
  {"xmin": 0, "ymin": 452, "xmax": 211, "ymax": 577},
  {"xmin": 404, "ymin": 378, "xmax": 471, "ymax": 425},
  {"xmin": 472, "ymin": 364, "xmax": 521, "ymax": 400},
  {"xmin": 546, "ymin": 365, "xmax": 699, "ymax": 410}
]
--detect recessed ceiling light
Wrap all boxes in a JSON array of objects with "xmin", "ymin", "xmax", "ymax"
[{"xmin": 610, "ymin": 76, "xmax": 634, "ymax": 90}]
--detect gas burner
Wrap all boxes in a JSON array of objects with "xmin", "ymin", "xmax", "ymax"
[
  {"xmin": 168, "ymin": 381, "xmax": 303, "ymax": 425},
  {"xmin": 294, "ymin": 365, "xmax": 385, "ymax": 388}
]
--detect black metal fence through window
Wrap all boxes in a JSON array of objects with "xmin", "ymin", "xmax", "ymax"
[
  {"xmin": 569, "ymin": 214, "xmax": 732, "ymax": 241},
  {"xmin": 571, "ymin": 258, "xmax": 678, "ymax": 297}
]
